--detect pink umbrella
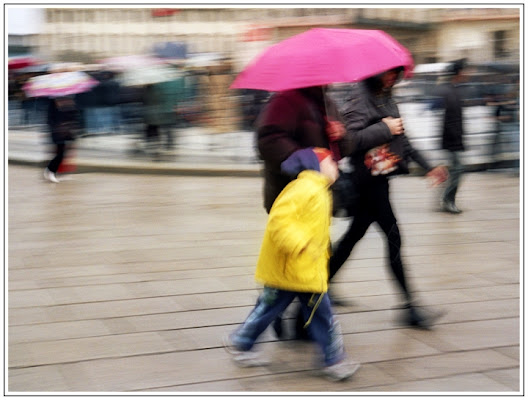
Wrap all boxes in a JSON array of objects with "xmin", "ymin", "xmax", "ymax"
[
  {"xmin": 9, "ymin": 56, "xmax": 40, "ymax": 70},
  {"xmin": 23, "ymin": 71, "xmax": 99, "ymax": 98},
  {"xmin": 230, "ymin": 28, "xmax": 414, "ymax": 91}
]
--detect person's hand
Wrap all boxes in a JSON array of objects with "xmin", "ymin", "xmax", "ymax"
[
  {"xmin": 427, "ymin": 166, "xmax": 449, "ymax": 187},
  {"xmin": 325, "ymin": 119, "xmax": 346, "ymax": 141},
  {"xmin": 382, "ymin": 117, "xmax": 405, "ymax": 136}
]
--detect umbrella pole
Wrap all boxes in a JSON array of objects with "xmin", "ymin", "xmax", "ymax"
[{"xmin": 323, "ymin": 87, "xmax": 342, "ymax": 160}]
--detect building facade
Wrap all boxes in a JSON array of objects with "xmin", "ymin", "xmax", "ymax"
[{"xmin": 19, "ymin": 7, "xmax": 519, "ymax": 69}]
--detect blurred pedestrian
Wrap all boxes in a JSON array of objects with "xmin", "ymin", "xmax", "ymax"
[
  {"xmin": 240, "ymin": 89, "xmax": 269, "ymax": 130},
  {"xmin": 224, "ymin": 147, "xmax": 360, "ymax": 381},
  {"xmin": 75, "ymin": 85, "xmax": 97, "ymax": 136},
  {"xmin": 159, "ymin": 75, "xmax": 187, "ymax": 150},
  {"xmin": 43, "ymin": 96, "xmax": 79, "ymax": 183},
  {"xmin": 328, "ymin": 67, "xmax": 447, "ymax": 329},
  {"xmin": 435, "ymin": 59, "xmax": 468, "ymax": 213},
  {"xmin": 142, "ymin": 83, "xmax": 163, "ymax": 156},
  {"xmin": 142, "ymin": 79, "xmax": 183, "ymax": 156},
  {"xmin": 256, "ymin": 85, "xmax": 353, "ymax": 339},
  {"xmin": 93, "ymin": 71, "xmax": 121, "ymax": 134},
  {"xmin": 15, "ymin": 73, "xmax": 32, "ymax": 125},
  {"xmin": 487, "ymin": 78, "xmax": 519, "ymax": 169}
]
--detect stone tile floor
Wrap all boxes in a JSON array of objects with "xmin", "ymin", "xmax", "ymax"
[{"xmin": 7, "ymin": 165, "xmax": 521, "ymax": 394}]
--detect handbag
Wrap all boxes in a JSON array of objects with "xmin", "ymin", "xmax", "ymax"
[
  {"xmin": 364, "ymin": 135, "xmax": 409, "ymax": 176},
  {"xmin": 332, "ymin": 169, "xmax": 359, "ymax": 218}
]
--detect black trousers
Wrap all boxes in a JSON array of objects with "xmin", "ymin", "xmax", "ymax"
[
  {"xmin": 146, "ymin": 124, "xmax": 174, "ymax": 149},
  {"xmin": 329, "ymin": 176, "xmax": 411, "ymax": 302},
  {"xmin": 47, "ymin": 143, "xmax": 66, "ymax": 173}
]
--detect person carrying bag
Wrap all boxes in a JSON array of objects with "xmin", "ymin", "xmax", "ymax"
[{"xmin": 327, "ymin": 68, "xmax": 447, "ymax": 328}]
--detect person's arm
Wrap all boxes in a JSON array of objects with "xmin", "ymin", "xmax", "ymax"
[
  {"xmin": 402, "ymin": 135, "xmax": 448, "ymax": 185},
  {"xmin": 401, "ymin": 135, "xmax": 432, "ymax": 171},
  {"xmin": 339, "ymin": 94, "xmax": 393, "ymax": 157}
]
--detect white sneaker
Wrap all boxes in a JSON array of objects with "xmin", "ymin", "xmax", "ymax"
[
  {"xmin": 322, "ymin": 359, "xmax": 361, "ymax": 382},
  {"xmin": 222, "ymin": 334, "xmax": 269, "ymax": 368},
  {"xmin": 43, "ymin": 168, "xmax": 60, "ymax": 183}
]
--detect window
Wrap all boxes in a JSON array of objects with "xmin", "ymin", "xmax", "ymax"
[{"xmin": 493, "ymin": 30, "xmax": 508, "ymax": 59}]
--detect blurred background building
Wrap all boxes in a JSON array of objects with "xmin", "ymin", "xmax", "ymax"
[
  {"xmin": 8, "ymin": 7, "xmax": 520, "ymax": 68},
  {"xmin": 7, "ymin": 6, "xmax": 521, "ymax": 168}
]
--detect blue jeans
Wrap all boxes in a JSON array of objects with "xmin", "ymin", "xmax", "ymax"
[
  {"xmin": 443, "ymin": 150, "xmax": 464, "ymax": 204},
  {"xmin": 230, "ymin": 287, "xmax": 346, "ymax": 366},
  {"xmin": 85, "ymin": 107, "xmax": 120, "ymax": 134}
]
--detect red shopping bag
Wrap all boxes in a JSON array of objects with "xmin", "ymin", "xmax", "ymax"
[{"xmin": 57, "ymin": 145, "xmax": 76, "ymax": 173}]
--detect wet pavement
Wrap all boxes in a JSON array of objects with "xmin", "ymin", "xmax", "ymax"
[
  {"xmin": 7, "ymin": 157, "xmax": 521, "ymax": 393},
  {"xmin": 8, "ymin": 126, "xmax": 262, "ymax": 177}
]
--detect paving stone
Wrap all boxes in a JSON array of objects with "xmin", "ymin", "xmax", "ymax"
[{"xmin": 7, "ymin": 166, "xmax": 521, "ymax": 393}]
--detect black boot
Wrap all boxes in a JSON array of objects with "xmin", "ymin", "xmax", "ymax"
[
  {"xmin": 402, "ymin": 303, "xmax": 445, "ymax": 330},
  {"xmin": 327, "ymin": 288, "xmax": 353, "ymax": 307},
  {"xmin": 442, "ymin": 200, "xmax": 462, "ymax": 214}
]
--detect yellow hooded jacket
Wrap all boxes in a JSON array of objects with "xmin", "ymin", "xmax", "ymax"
[{"xmin": 255, "ymin": 170, "xmax": 332, "ymax": 294}]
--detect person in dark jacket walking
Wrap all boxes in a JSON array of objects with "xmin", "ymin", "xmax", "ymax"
[
  {"xmin": 43, "ymin": 96, "xmax": 79, "ymax": 183},
  {"xmin": 328, "ymin": 67, "xmax": 447, "ymax": 329},
  {"xmin": 257, "ymin": 86, "xmax": 353, "ymax": 212},
  {"xmin": 93, "ymin": 71, "xmax": 121, "ymax": 134},
  {"xmin": 256, "ymin": 85, "xmax": 353, "ymax": 339},
  {"xmin": 435, "ymin": 59, "xmax": 468, "ymax": 213}
]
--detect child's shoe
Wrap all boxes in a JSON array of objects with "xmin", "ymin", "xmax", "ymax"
[
  {"xmin": 223, "ymin": 334, "xmax": 270, "ymax": 368},
  {"xmin": 322, "ymin": 359, "xmax": 360, "ymax": 382}
]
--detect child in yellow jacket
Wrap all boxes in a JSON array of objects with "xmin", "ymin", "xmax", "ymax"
[{"xmin": 224, "ymin": 147, "xmax": 360, "ymax": 381}]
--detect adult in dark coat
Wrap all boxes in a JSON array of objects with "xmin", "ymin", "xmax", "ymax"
[
  {"xmin": 255, "ymin": 85, "xmax": 352, "ymax": 339},
  {"xmin": 328, "ymin": 67, "xmax": 447, "ymax": 329},
  {"xmin": 93, "ymin": 71, "xmax": 121, "ymax": 134},
  {"xmin": 43, "ymin": 96, "xmax": 79, "ymax": 183},
  {"xmin": 435, "ymin": 59, "xmax": 467, "ymax": 213},
  {"xmin": 257, "ymin": 86, "xmax": 353, "ymax": 213}
]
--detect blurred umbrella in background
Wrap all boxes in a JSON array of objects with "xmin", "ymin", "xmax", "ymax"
[
  {"xmin": 9, "ymin": 56, "xmax": 41, "ymax": 71},
  {"xmin": 15, "ymin": 64, "xmax": 50, "ymax": 74},
  {"xmin": 230, "ymin": 28, "xmax": 414, "ymax": 91},
  {"xmin": 22, "ymin": 71, "xmax": 99, "ymax": 97},
  {"xmin": 49, "ymin": 62, "xmax": 85, "ymax": 73},
  {"xmin": 119, "ymin": 64, "xmax": 183, "ymax": 86}
]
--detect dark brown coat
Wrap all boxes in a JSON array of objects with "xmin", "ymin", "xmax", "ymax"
[{"xmin": 256, "ymin": 87, "xmax": 353, "ymax": 213}]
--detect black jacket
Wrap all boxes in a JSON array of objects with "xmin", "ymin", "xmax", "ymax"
[
  {"xmin": 340, "ymin": 81, "xmax": 432, "ymax": 179},
  {"xmin": 436, "ymin": 83, "xmax": 465, "ymax": 151},
  {"xmin": 47, "ymin": 98, "xmax": 79, "ymax": 144}
]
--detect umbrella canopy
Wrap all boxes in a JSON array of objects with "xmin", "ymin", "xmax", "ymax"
[
  {"xmin": 14, "ymin": 64, "xmax": 50, "ymax": 74},
  {"xmin": 9, "ymin": 56, "xmax": 40, "ymax": 70},
  {"xmin": 230, "ymin": 28, "xmax": 414, "ymax": 91},
  {"xmin": 22, "ymin": 71, "xmax": 99, "ymax": 98},
  {"xmin": 119, "ymin": 64, "xmax": 183, "ymax": 86}
]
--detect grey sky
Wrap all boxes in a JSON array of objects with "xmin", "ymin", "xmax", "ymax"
[{"xmin": 7, "ymin": 7, "xmax": 45, "ymax": 35}]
